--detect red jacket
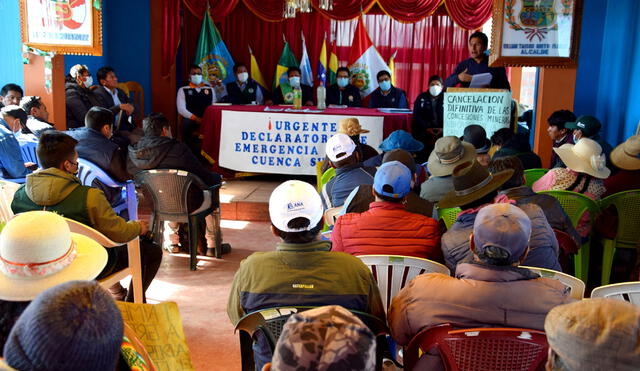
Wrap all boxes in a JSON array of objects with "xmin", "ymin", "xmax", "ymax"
[{"xmin": 331, "ymin": 201, "xmax": 442, "ymax": 261}]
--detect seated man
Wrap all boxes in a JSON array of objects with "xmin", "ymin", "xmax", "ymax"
[
  {"xmin": 438, "ymin": 161, "xmax": 561, "ymax": 272},
  {"xmin": 491, "ymin": 128, "xmax": 542, "ymax": 170},
  {"xmin": 94, "ymin": 66, "xmax": 138, "ymax": 146},
  {"xmin": 420, "ymin": 136, "xmax": 476, "ymax": 203},
  {"xmin": 319, "ymin": 117, "xmax": 378, "ymax": 174},
  {"xmin": 227, "ymin": 180, "xmax": 385, "ymax": 370},
  {"xmin": 19, "ymin": 96, "xmax": 54, "ymax": 135},
  {"xmin": 546, "ymin": 109, "xmax": 575, "ymax": 168},
  {"xmin": 11, "ymin": 131, "xmax": 162, "ymax": 302},
  {"xmin": 273, "ymin": 66, "xmax": 314, "ymax": 106},
  {"xmin": 332, "ymin": 160, "xmax": 441, "ymax": 260},
  {"xmin": 326, "ymin": 67, "xmax": 362, "ymax": 107},
  {"xmin": 225, "ymin": 62, "xmax": 271, "ymax": 105},
  {"xmin": 0, "ymin": 83, "xmax": 23, "ymax": 108},
  {"xmin": 345, "ymin": 149, "xmax": 434, "ymax": 217},
  {"xmin": 67, "ymin": 107, "xmax": 130, "ymax": 209},
  {"xmin": 128, "ymin": 112, "xmax": 223, "ymax": 256},
  {"xmin": 545, "ymin": 299, "xmax": 640, "ymax": 371},
  {"xmin": 488, "ymin": 156, "xmax": 580, "ymax": 245},
  {"xmin": 321, "ymin": 133, "xmax": 376, "ymax": 208},
  {"xmin": 0, "ymin": 114, "xmax": 29, "ymax": 179},
  {"xmin": 368, "ymin": 70, "xmax": 407, "ymax": 109},
  {"xmin": 461, "ymin": 124, "xmax": 491, "ymax": 166},
  {"xmin": 388, "ymin": 203, "xmax": 573, "ymax": 370},
  {"xmin": 1, "ymin": 105, "xmax": 35, "ymax": 142}
]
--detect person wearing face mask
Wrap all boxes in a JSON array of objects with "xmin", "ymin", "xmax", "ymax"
[
  {"xmin": 326, "ymin": 67, "xmax": 362, "ymax": 107},
  {"xmin": 225, "ymin": 63, "xmax": 271, "ymax": 105},
  {"xmin": 0, "ymin": 108, "xmax": 30, "ymax": 179},
  {"xmin": 412, "ymin": 75, "xmax": 445, "ymax": 162},
  {"xmin": 368, "ymin": 70, "xmax": 408, "ymax": 109},
  {"xmin": 65, "ymin": 64, "xmax": 103, "ymax": 130},
  {"xmin": 564, "ymin": 115, "xmax": 613, "ymax": 169},
  {"xmin": 274, "ymin": 67, "xmax": 314, "ymax": 106}
]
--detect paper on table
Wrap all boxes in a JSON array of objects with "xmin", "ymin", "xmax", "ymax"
[{"xmin": 469, "ymin": 73, "xmax": 492, "ymax": 88}]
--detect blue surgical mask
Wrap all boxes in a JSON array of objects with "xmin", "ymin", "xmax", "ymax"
[
  {"xmin": 379, "ymin": 80, "xmax": 391, "ymax": 91},
  {"xmin": 337, "ymin": 77, "xmax": 349, "ymax": 88},
  {"xmin": 83, "ymin": 76, "xmax": 93, "ymax": 88},
  {"xmin": 289, "ymin": 76, "xmax": 301, "ymax": 88},
  {"xmin": 190, "ymin": 74, "xmax": 203, "ymax": 85},
  {"xmin": 573, "ymin": 134, "xmax": 580, "ymax": 144}
]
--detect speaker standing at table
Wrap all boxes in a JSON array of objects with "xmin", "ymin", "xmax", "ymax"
[
  {"xmin": 326, "ymin": 67, "xmax": 362, "ymax": 107},
  {"xmin": 444, "ymin": 31, "xmax": 510, "ymax": 90}
]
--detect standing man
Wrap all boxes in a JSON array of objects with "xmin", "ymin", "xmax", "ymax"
[
  {"xmin": 225, "ymin": 63, "xmax": 271, "ymax": 105},
  {"xmin": 547, "ymin": 110, "xmax": 576, "ymax": 168},
  {"xmin": 413, "ymin": 75, "xmax": 444, "ymax": 162},
  {"xmin": 273, "ymin": 67, "xmax": 314, "ymax": 106},
  {"xmin": 368, "ymin": 70, "xmax": 407, "ymax": 109},
  {"xmin": 445, "ymin": 31, "xmax": 510, "ymax": 90},
  {"xmin": 94, "ymin": 67, "xmax": 136, "ymax": 135},
  {"xmin": 0, "ymin": 84, "xmax": 23, "ymax": 109},
  {"xmin": 326, "ymin": 67, "xmax": 362, "ymax": 107}
]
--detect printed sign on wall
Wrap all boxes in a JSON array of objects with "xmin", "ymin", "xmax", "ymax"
[
  {"xmin": 219, "ymin": 111, "xmax": 384, "ymax": 175},
  {"xmin": 443, "ymin": 91, "xmax": 512, "ymax": 138}
]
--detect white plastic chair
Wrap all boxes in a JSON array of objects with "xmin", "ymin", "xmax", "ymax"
[
  {"xmin": 591, "ymin": 282, "xmax": 640, "ymax": 305},
  {"xmin": 520, "ymin": 266, "xmax": 585, "ymax": 300},
  {"xmin": 65, "ymin": 219, "xmax": 143, "ymax": 303},
  {"xmin": 323, "ymin": 206, "xmax": 341, "ymax": 227},
  {"xmin": 357, "ymin": 255, "xmax": 450, "ymax": 312},
  {"xmin": 0, "ymin": 180, "xmax": 21, "ymax": 223}
]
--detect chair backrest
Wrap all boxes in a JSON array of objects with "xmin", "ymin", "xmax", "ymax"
[
  {"xmin": 524, "ymin": 168, "xmax": 549, "ymax": 187},
  {"xmin": 519, "ymin": 266, "xmax": 585, "ymax": 300},
  {"xmin": 315, "ymin": 160, "xmax": 324, "ymax": 191},
  {"xmin": 134, "ymin": 169, "xmax": 198, "ymax": 221},
  {"xmin": 405, "ymin": 324, "xmax": 548, "ymax": 371},
  {"xmin": 438, "ymin": 207, "xmax": 461, "ymax": 230},
  {"xmin": 117, "ymin": 82, "xmax": 130, "ymax": 95},
  {"xmin": 18, "ymin": 140, "xmax": 38, "ymax": 165},
  {"xmin": 357, "ymin": 255, "xmax": 450, "ymax": 312},
  {"xmin": 599, "ymin": 190, "xmax": 640, "ymax": 247},
  {"xmin": 320, "ymin": 167, "xmax": 336, "ymax": 189},
  {"xmin": 553, "ymin": 228, "xmax": 579, "ymax": 255},
  {"xmin": 323, "ymin": 206, "xmax": 341, "ymax": 226},
  {"xmin": 124, "ymin": 81, "xmax": 144, "ymax": 126},
  {"xmin": 0, "ymin": 180, "xmax": 21, "ymax": 223},
  {"xmin": 591, "ymin": 282, "xmax": 640, "ymax": 305},
  {"xmin": 77, "ymin": 158, "xmax": 126, "ymax": 189},
  {"xmin": 66, "ymin": 217, "xmax": 120, "ymax": 247},
  {"xmin": 537, "ymin": 190, "xmax": 600, "ymax": 227}
]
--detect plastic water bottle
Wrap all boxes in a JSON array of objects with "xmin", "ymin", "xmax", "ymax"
[
  {"xmin": 317, "ymin": 84, "xmax": 326, "ymax": 110},
  {"xmin": 293, "ymin": 87, "xmax": 302, "ymax": 109}
]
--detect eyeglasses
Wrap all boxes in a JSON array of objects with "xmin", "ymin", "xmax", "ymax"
[{"xmin": 68, "ymin": 160, "xmax": 78, "ymax": 167}]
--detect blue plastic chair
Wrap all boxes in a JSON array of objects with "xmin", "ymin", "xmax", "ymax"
[
  {"xmin": 76, "ymin": 158, "xmax": 138, "ymax": 220},
  {"xmin": 18, "ymin": 140, "xmax": 38, "ymax": 166}
]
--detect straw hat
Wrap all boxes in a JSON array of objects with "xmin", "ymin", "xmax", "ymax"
[
  {"xmin": 437, "ymin": 161, "xmax": 514, "ymax": 209},
  {"xmin": 0, "ymin": 211, "xmax": 107, "ymax": 301},
  {"xmin": 338, "ymin": 117, "xmax": 369, "ymax": 136},
  {"xmin": 610, "ymin": 135, "xmax": 640, "ymax": 170},
  {"xmin": 553, "ymin": 138, "xmax": 611, "ymax": 178},
  {"xmin": 427, "ymin": 136, "xmax": 477, "ymax": 177}
]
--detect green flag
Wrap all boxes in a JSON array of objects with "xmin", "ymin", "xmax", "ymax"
[
  {"xmin": 194, "ymin": 11, "xmax": 235, "ymax": 85},
  {"xmin": 273, "ymin": 42, "xmax": 299, "ymax": 89}
]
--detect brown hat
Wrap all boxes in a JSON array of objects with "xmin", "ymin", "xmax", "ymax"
[
  {"xmin": 610, "ymin": 135, "xmax": 640, "ymax": 170},
  {"xmin": 338, "ymin": 117, "xmax": 369, "ymax": 136},
  {"xmin": 383, "ymin": 149, "xmax": 416, "ymax": 173},
  {"xmin": 427, "ymin": 136, "xmax": 477, "ymax": 177},
  {"xmin": 437, "ymin": 161, "xmax": 514, "ymax": 209},
  {"xmin": 545, "ymin": 298, "xmax": 640, "ymax": 371}
]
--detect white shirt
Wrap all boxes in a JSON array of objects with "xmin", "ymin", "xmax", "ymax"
[
  {"xmin": 105, "ymin": 86, "xmax": 121, "ymax": 106},
  {"xmin": 176, "ymin": 83, "xmax": 227, "ymax": 119}
]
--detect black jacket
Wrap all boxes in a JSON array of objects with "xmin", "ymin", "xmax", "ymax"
[
  {"xmin": 493, "ymin": 134, "xmax": 542, "ymax": 170},
  {"xmin": 413, "ymin": 92, "xmax": 444, "ymax": 132},
  {"xmin": 326, "ymin": 84, "xmax": 362, "ymax": 107},
  {"xmin": 65, "ymin": 82, "xmax": 102, "ymax": 129},
  {"xmin": 93, "ymin": 86, "xmax": 135, "ymax": 132}
]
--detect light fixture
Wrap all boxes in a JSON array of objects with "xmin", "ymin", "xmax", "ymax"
[
  {"xmin": 283, "ymin": 0, "xmax": 314, "ymax": 19},
  {"xmin": 319, "ymin": 0, "xmax": 333, "ymax": 11}
]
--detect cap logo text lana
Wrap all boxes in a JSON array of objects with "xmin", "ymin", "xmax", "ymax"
[{"xmin": 287, "ymin": 201, "xmax": 304, "ymax": 211}]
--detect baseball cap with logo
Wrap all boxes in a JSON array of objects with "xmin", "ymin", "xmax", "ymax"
[
  {"xmin": 325, "ymin": 133, "xmax": 357, "ymax": 162},
  {"xmin": 373, "ymin": 161, "xmax": 412, "ymax": 199},
  {"xmin": 473, "ymin": 203, "xmax": 532, "ymax": 264},
  {"xmin": 269, "ymin": 180, "xmax": 324, "ymax": 232},
  {"xmin": 565, "ymin": 115, "xmax": 602, "ymax": 137}
]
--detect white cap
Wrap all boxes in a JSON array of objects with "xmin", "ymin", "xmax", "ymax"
[
  {"xmin": 325, "ymin": 133, "xmax": 356, "ymax": 162},
  {"xmin": 269, "ymin": 180, "xmax": 324, "ymax": 232}
]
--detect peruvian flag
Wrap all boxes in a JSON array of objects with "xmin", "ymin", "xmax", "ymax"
[{"xmin": 348, "ymin": 17, "xmax": 390, "ymax": 97}]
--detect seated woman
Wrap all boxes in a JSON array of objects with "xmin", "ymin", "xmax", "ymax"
[
  {"xmin": 65, "ymin": 64, "xmax": 102, "ymax": 129},
  {"xmin": 532, "ymin": 138, "xmax": 610, "ymax": 239}
]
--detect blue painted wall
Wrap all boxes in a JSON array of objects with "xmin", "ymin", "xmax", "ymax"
[
  {"xmin": 65, "ymin": 0, "xmax": 151, "ymax": 113},
  {"xmin": 0, "ymin": 1, "xmax": 25, "ymax": 88},
  {"xmin": 574, "ymin": 0, "xmax": 640, "ymax": 145}
]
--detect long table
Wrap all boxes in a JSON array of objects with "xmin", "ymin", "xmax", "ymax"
[{"xmin": 200, "ymin": 105, "xmax": 413, "ymax": 176}]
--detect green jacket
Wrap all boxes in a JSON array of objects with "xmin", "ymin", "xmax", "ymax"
[{"xmin": 11, "ymin": 168, "xmax": 140, "ymax": 243}]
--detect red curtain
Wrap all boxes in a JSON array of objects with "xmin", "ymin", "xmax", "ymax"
[
  {"xmin": 377, "ymin": 0, "xmax": 442, "ymax": 23},
  {"xmin": 161, "ymin": 0, "xmax": 181, "ymax": 77},
  {"xmin": 445, "ymin": 0, "xmax": 493, "ymax": 30},
  {"xmin": 182, "ymin": 0, "xmax": 240, "ymax": 21},
  {"xmin": 311, "ymin": 0, "xmax": 377, "ymax": 21}
]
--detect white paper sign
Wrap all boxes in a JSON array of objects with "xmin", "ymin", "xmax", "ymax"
[
  {"xmin": 219, "ymin": 111, "xmax": 384, "ymax": 175},
  {"xmin": 26, "ymin": 0, "xmax": 94, "ymax": 46},
  {"xmin": 443, "ymin": 91, "xmax": 512, "ymax": 138}
]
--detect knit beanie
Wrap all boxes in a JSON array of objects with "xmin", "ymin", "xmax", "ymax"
[{"xmin": 3, "ymin": 280, "xmax": 124, "ymax": 371}]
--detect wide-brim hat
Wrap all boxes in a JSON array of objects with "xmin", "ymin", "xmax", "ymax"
[
  {"xmin": 437, "ymin": 161, "xmax": 514, "ymax": 209},
  {"xmin": 379, "ymin": 130, "xmax": 424, "ymax": 152},
  {"xmin": 338, "ymin": 118, "xmax": 369, "ymax": 136},
  {"xmin": 554, "ymin": 138, "xmax": 611, "ymax": 178},
  {"xmin": 0, "ymin": 212, "xmax": 107, "ymax": 301},
  {"xmin": 461, "ymin": 124, "xmax": 491, "ymax": 154},
  {"xmin": 610, "ymin": 135, "xmax": 640, "ymax": 170},
  {"xmin": 428, "ymin": 136, "xmax": 477, "ymax": 177}
]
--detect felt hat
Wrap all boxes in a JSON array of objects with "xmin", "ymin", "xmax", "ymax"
[
  {"xmin": 379, "ymin": 130, "xmax": 424, "ymax": 152},
  {"xmin": 269, "ymin": 180, "xmax": 323, "ymax": 232},
  {"xmin": 3, "ymin": 280, "xmax": 124, "ymax": 371},
  {"xmin": 553, "ymin": 138, "xmax": 611, "ymax": 178},
  {"xmin": 325, "ymin": 133, "xmax": 356, "ymax": 162},
  {"xmin": 565, "ymin": 115, "xmax": 601, "ymax": 137},
  {"xmin": 437, "ymin": 161, "xmax": 514, "ymax": 209},
  {"xmin": 461, "ymin": 124, "xmax": 491, "ymax": 154},
  {"xmin": 373, "ymin": 161, "xmax": 412, "ymax": 199},
  {"xmin": 473, "ymin": 203, "xmax": 532, "ymax": 264},
  {"xmin": 338, "ymin": 117, "xmax": 369, "ymax": 136},
  {"xmin": 383, "ymin": 149, "xmax": 416, "ymax": 173},
  {"xmin": 427, "ymin": 136, "xmax": 477, "ymax": 177},
  {"xmin": 610, "ymin": 135, "xmax": 640, "ymax": 170},
  {"xmin": 0, "ymin": 211, "xmax": 108, "ymax": 301}
]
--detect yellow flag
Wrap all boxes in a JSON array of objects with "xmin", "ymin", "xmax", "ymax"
[
  {"xmin": 388, "ymin": 50, "xmax": 397, "ymax": 86},
  {"xmin": 249, "ymin": 47, "xmax": 267, "ymax": 90}
]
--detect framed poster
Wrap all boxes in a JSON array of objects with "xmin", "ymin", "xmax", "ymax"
[
  {"xmin": 20, "ymin": 0, "xmax": 103, "ymax": 55},
  {"xmin": 490, "ymin": 0, "xmax": 582, "ymax": 67}
]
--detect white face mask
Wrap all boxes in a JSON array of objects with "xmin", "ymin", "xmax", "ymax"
[
  {"xmin": 237, "ymin": 72, "xmax": 249, "ymax": 83},
  {"xmin": 429, "ymin": 84, "xmax": 442, "ymax": 96},
  {"xmin": 83, "ymin": 76, "xmax": 93, "ymax": 87},
  {"xmin": 190, "ymin": 74, "xmax": 203, "ymax": 85},
  {"xmin": 289, "ymin": 76, "xmax": 301, "ymax": 88},
  {"xmin": 573, "ymin": 134, "xmax": 580, "ymax": 144}
]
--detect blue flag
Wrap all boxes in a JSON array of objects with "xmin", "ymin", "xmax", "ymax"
[{"xmin": 194, "ymin": 11, "xmax": 235, "ymax": 85}]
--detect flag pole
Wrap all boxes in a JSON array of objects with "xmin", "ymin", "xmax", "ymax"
[
  {"xmin": 248, "ymin": 44, "xmax": 253, "ymax": 55},
  {"xmin": 283, "ymin": 33, "xmax": 287, "ymax": 44}
]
